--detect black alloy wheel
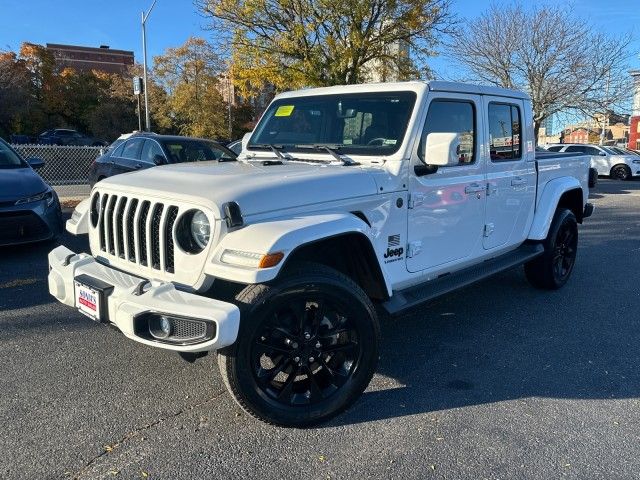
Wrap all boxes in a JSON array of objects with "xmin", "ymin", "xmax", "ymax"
[
  {"xmin": 551, "ymin": 218, "xmax": 578, "ymax": 283},
  {"xmin": 218, "ymin": 262, "xmax": 379, "ymax": 427},
  {"xmin": 525, "ymin": 208, "xmax": 578, "ymax": 290}
]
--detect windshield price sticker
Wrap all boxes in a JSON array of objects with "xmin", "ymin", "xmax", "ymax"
[{"xmin": 275, "ymin": 105, "xmax": 295, "ymax": 117}]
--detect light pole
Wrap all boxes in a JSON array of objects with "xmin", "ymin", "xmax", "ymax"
[{"xmin": 141, "ymin": 0, "xmax": 157, "ymax": 132}]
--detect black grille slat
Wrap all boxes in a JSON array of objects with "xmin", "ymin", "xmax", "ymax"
[
  {"xmin": 138, "ymin": 201, "xmax": 151, "ymax": 266},
  {"xmin": 94, "ymin": 191, "xmax": 180, "ymax": 274},
  {"xmin": 106, "ymin": 195, "xmax": 117, "ymax": 255},
  {"xmin": 115, "ymin": 197, "xmax": 127, "ymax": 258},
  {"xmin": 165, "ymin": 206, "xmax": 179, "ymax": 273},
  {"xmin": 99, "ymin": 194, "xmax": 109, "ymax": 251},
  {"xmin": 126, "ymin": 199, "xmax": 139, "ymax": 261},
  {"xmin": 150, "ymin": 204, "xmax": 164, "ymax": 270}
]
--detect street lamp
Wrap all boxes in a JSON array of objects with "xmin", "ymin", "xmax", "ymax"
[{"xmin": 141, "ymin": 0, "xmax": 157, "ymax": 132}]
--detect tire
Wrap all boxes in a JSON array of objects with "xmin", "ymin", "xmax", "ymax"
[
  {"xmin": 525, "ymin": 209, "xmax": 578, "ymax": 290},
  {"xmin": 610, "ymin": 164, "xmax": 631, "ymax": 181},
  {"xmin": 218, "ymin": 262, "xmax": 379, "ymax": 427}
]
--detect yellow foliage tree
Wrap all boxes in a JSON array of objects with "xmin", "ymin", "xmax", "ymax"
[
  {"xmin": 197, "ymin": 0, "xmax": 453, "ymax": 95},
  {"xmin": 153, "ymin": 37, "xmax": 228, "ymax": 139}
]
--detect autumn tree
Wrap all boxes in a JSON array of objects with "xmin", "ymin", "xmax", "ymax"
[
  {"xmin": 0, "ymin": 52, "xmax": 32, "ymax": 137},
  {"xmin": 196, "ymin": 0, "xmax": 454, "ymax": 94},
  {"xmin": 448, "ymin": 3, "xmax": 631, "ymax": 139},
  {"xmin": 153, "ymin": 37, "xmax": 229, "ymax": 138}
]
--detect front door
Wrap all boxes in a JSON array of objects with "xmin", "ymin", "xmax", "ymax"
[
  {"xmin": 483, "ymin": 99, "xmax": 536, "ymax": 250},
  {"xmin": 406, "ymin": 94, "xmax": 487, "ymax": 273}
]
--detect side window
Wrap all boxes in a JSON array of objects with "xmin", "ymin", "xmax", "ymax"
[
  {"xmin": 565, "ymin": 145, "xmax": 585, "ymax": 153},
  {"xmin": 419, "ymin": 99, "xmax": 476, "ymax": 165},
  {"xmin": 121, "ymin": 138, "xmax": 145, "ymax": 160},
  {"xmin": 488, "ymin": 103, "xmax": 522, "ymax": 161},
  {"xmin": 547, "ymin": 146, "xmax": 563, "ymax": 152},
  {"xmin": 585, "ymin": 146, "xmax": 602, "ymax": 155},
  {"xmin": 111, "ymin": 143, "xmax": 126, "ymax": 157},
  {"xmin": 141, "ymin": 140, "xmax": 165, "ymax": 163}
]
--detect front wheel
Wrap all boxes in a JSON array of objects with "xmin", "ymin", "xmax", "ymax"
[
  {"xmin": 525, "ymin": 208, "xmax": 578, "ymax": 290},
  {"xmin": 218, "ymin": 263, "xmax": 379, "ymax": 427},
  {"xmin": 611, "ymin": 164, "xmax": 631, "ymax": 181}
]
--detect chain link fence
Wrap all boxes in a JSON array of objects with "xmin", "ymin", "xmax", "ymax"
[{"xmin": 11, "ymin": 144, "xmax": 103, "ymax": 203}]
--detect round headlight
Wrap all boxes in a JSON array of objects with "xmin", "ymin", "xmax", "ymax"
[{"xmin": 190, "ymin": 210, "xmax": 210, "ymax": 249}]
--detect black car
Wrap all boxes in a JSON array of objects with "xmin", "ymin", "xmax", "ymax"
[
  {"xmin": 38, "ymin": 129, "xmax": 106, "ymax": 146},
  {"xmin": 0, "ymin": 138, "xmax": 63, "ymax": 246},
  {"xmin": 88, "ymin": 134, "xmax": 237, "ymax": 187}
]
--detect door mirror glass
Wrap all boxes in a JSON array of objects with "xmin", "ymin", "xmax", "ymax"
[
  {"xmin": 423, "ymin": 132, "xmax": 461, "ymax": 167},
  {"xmin": 26, "ymin": 157, "xmax": 45, "ymax": 169}
]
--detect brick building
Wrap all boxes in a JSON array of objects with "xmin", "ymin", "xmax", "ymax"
[{"xmin": 46, "ymin": 43, "xmax": 134, "ymax": 74}]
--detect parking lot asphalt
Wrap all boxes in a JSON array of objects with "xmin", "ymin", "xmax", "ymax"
[{"xmin": 1, "ymin": 179, "xmax": 639, "ymax": 480}]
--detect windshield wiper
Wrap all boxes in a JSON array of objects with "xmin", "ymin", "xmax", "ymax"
[
  {"xmin": 294, "ymin": 144, "xmax": 359, "ymax": 166},
  {"xmin": 252, "ymin": 143, "xmax": 286, "ymax": 159}
]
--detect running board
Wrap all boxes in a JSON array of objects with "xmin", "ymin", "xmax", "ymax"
[{"xmin": 382, "ymin": 243, "xmax": 544, "ymax": 315}]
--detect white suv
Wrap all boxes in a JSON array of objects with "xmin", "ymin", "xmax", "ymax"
[{"xmin": 544, "ymin": 143, "xmax": 640, "ymax": 180}]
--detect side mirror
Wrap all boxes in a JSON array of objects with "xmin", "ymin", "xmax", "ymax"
[
  {"xmin": 241, "ymin": 132, "xmax": 252, "ymax": 152},
  {"xmin": 26, "ymin": 157, "xmax": 45, "ymax": 169},
  {"xmin": 423, "ymin": 132, "xmax": 461, "ymax": 167},
  {"xmin": 599, "ymin": 152, "xmax": 607, "ymax": 156},
  {"xmin": 153, "ymin": 154, "xmax": 167, "ymax": 165}
]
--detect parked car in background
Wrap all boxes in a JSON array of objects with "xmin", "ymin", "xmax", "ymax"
[
  {"xmin": 0, "ymin": 138, "xmax": 63, "ymax": 246},
  {"xmin": 38, "ymin": 129, "xmax": 106, "ymax": 147},
  {"xmin": 543, "ymin": 143, "xmax": 640, "ymax": 180},
  {"xmin": 102, "ymin": 131, "xmax": 158, "ymax": 155},
  {"xmin": 88, "ymin": 133, "xmax": 237, "ymax": 187}
]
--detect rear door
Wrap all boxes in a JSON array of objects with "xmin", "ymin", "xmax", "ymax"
[
  {"xmin": 406, "ymin": 93, "xmax": 486, "ymax": 273},
  {"xmin": 482, "ymin": 98, "xmax": 536, "ymax": 250}
]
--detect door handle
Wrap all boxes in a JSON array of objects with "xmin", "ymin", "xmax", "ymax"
[
  {"xmin": 511, "ymin": 178, "xmax": 527, "ymax": 186},
  {"xmin": 465, "ymin": 183, "xmax": 484, "ymax": 194}
]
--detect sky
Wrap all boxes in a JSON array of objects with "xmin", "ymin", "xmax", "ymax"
[{"xmin": 1, "ymin": 0, "xmax": 639, "ymax": 91}]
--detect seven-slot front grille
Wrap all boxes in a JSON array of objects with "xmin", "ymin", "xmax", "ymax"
[{"xmin": 94, "ymin": 192, "xmax": 179, "ymax": 274}]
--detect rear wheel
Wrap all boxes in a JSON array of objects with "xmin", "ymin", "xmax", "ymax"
[
  {"xmin": 218, "ymin": 263, "xmax": 379, "ymax": 427},
  {"xmin": 611, "ymin": 164, "xmax": 631, "ymax": 180},
  {"xmin": 525, "ymin": 208, "xmax": 578, "ymax": 290}
]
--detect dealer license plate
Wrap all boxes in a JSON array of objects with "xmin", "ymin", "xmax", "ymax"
[{"xmin": 74, "ymin": 280, "xmax": 101, "ymax": 321}]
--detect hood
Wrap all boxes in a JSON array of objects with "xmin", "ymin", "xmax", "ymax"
[
  {"xmin": 99, "ymin": 160, "xmax": 379, "ymax": 217},
  {"xmin": 0, "ymin": 167, "xmax": 49, "ymax": 202}
]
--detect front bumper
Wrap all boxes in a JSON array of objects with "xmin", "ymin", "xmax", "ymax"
[
  {"xmin": 48, "ymin": 245, "xmax": 240, "ymax": 352},
  {"xmin": 0, "ymin": 194, "xmax": 63, "ymax": 246}
]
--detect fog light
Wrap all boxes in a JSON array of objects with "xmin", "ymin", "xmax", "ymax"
[
  {"xmin": 149, "ymin": 315, "xmax": 172, "ymax": 339},
  {"xmin": 160, "ymin": 316, "xmax": 172, "ymax": 336}
]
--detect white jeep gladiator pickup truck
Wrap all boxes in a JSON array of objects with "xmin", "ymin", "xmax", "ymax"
[{"xmin": 48, "ymin": 81, "xmax": 593, "ymax": 427}]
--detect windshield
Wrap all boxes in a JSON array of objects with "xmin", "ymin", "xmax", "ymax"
[
  {"xmin": 249, "ymin": 91, "xmax": 417, "ymax": 156},
  {"xmin": 602, "ymin": 146, "xmax": 619, "ymax": 155},
  {"xmin": 162, "ymin": 139, "xmax": 236, "ymax": 163},
  {"xmin": 0, "ymin": 141, "xmax": 26, "ymax": 169}
]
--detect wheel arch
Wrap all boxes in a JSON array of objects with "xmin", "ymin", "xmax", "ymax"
[
  {"xmin": 528, "ymin": 177, "xmax": 584, "ymax": 241},
  {"xmin": 205, "ymin": 212, "xmax": 392, "ymax": 299},
  {"xmin": 279, "ymin": 232, "xmax": 390, "ymax": 301}
]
